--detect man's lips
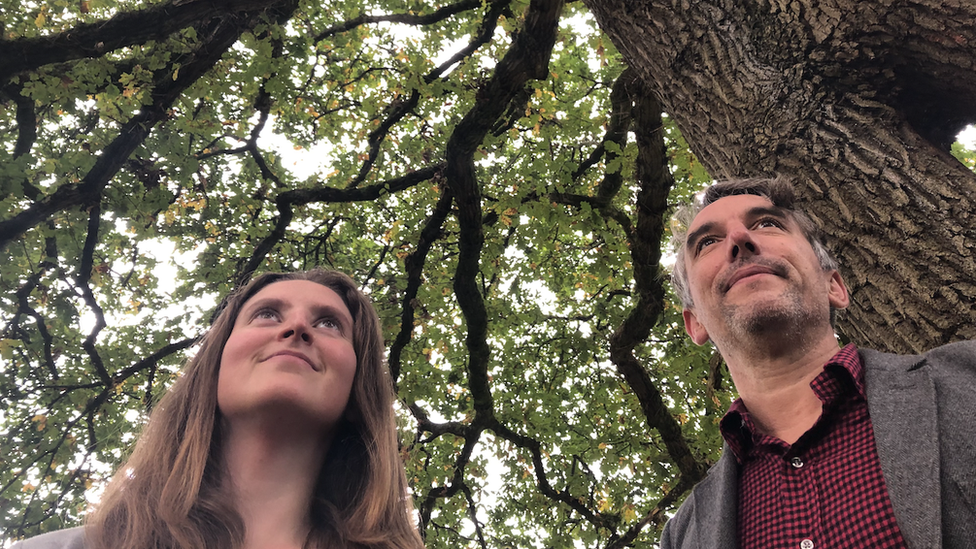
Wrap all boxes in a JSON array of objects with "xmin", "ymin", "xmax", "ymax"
[
  {"xmin": 721, "ymin": 264, "xmax": 784, "ymax": 293},
  {"xmin": 265, "ymin": 350, "xmax": 318, "ymax": 371}
]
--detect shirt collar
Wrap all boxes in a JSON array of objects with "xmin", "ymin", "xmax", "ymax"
[
  {"xmin": 824, "ymin": 342, "xmax": 865, "ymax": 398},
  {"xmin": 719, "ymin": 343, "xmax": 863, "ymax": 463}
]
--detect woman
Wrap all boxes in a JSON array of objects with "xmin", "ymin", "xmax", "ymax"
[{"xmin": 15, "ymin": 269, "xmax": 424, "ymax": 549}]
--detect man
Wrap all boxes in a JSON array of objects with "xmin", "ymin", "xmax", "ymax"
[{"xmin": 663, "ymin": 178, "xmax": 976, "ymax": 549}]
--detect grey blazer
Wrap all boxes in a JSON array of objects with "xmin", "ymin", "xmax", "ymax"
[{"xmin": 660, "ymin": 340, "xmax": 976, "ymax": 549}]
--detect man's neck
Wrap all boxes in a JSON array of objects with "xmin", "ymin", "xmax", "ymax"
[{"xmin": 721, "ymin": 333, "xmax": 842, "ymax": 444}]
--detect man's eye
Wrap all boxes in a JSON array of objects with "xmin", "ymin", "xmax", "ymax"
[
  {"xmin": 756, "ymin": 218, "xmax": 782, "ymax": 229},
  {"xmin": 696, "ymin": 236, "xmax": 717, "ymax": 254}
]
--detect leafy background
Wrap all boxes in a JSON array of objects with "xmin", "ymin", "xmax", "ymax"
[{"xmin": 2, "ymin": 0, "xmax": 975, "ymax": 546}]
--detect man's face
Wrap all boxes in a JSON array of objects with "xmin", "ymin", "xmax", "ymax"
[{"xmin": 680, "ymin": 194, "xmax": 848, "ymax": 346}]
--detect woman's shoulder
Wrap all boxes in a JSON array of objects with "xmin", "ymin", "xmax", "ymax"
[{"xmin": 10, "ymin": 527, "xmax": 86, "ymax": 549}]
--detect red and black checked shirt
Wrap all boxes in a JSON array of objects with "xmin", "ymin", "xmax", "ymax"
[{"xmin": 720, "ymin": 344, "xmax": 908, "ymax": 549}]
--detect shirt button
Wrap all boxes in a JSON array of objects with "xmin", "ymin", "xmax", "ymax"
[
  {"xmin": 799, "ymin": 539, "xmax": 814, "ymax": 549},
  {"xmin": 790, "ymin": 457, "xmax": 804, "ymax": 469}
]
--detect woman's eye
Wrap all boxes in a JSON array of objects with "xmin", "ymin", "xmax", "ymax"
[
  {"xmin": 254, "ymin": 309, "xmax": 279, "ymax": 321},
  {"xmin": 314, "ymin": 317, "xmax": 340, "ymax": 330}
]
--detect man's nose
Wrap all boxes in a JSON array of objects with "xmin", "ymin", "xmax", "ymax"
[{"xmin": 728, "ymin": 228, "xmax": 757, "ymax": 260}]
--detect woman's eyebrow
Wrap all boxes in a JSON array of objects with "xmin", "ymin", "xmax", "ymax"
[
  {"xmin": 311, "ymin": 304, "xmax": 353, "ymax": 325},
  {"xmin": 242, "ymin": 297, "xmax": 288, "ymax": 315},
  {"xmin": 242, "ymin": 296, "xmax": 352, "ymax": 326}
]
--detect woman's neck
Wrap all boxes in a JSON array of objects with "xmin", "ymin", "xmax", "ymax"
[{"xmin": 220, "ymin": 419, "xmax": 331, "ymax": 549}]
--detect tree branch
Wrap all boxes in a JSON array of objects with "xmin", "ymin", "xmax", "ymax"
[
  {"xmin": 0, "ymin": 0, "xmax": 288, "ymax": 82},
  {"xmin": 77, "ymin": 205, "xmax": 110, "ymax": 385},
  {"xmin": 314, "ymin": 0, "xmax": 485, "ymax": 43},
  {"xmin": 348, "ymin": 0, "xmax": 511, "ymax": 190},
  {"xmin": 240, "ymin": 165, "xmax": 444, "ymax": 280},
  {"xmin": 388, "ymin": 183, "xmax": 453, "ymax": 382},
  {"xmin": 607, "ymin": 77, "xmax": 708, "ymax": 487},
  {"xmin": 6, "ymin": 264, "xmax": 58, "ymax": 380},
  {"xmin": 446, "ymin": 0, "xmax": 565, "ymax": 416},
  {"xmin": 461, "ymin": 483, "xmax": 488, "ymax": 549},
  {"xmin": 602, "ymin": 476, "xmax": 695, "ymax": 549},
  {"xmin": 490, "ymin": 419, "xmax": 615, "ymax": 530},
  {"xmin": 0, "ymin": 9, "xmax": 272, "ymax": 250},
  {"xmin": 111, "ymin": 337, "xmax": 197, "ymax": 385}
]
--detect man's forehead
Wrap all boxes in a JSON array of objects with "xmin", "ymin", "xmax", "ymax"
[{"xmin": 688, "ymin": 194, "xmax": 779, "ymax": 230}]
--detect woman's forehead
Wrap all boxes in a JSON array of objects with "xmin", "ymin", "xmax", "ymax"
[{"xmin": 243, "ymin": 280, "xmax": 351, "ymax": 316}]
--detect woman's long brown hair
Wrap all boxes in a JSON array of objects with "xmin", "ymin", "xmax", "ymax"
[{"xmin": 86, "ymin": 269, "xmax": 424, "ymax": 549}]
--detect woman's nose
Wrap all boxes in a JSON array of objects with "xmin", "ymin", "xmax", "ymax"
[{"xmin": 280, "ymin": 317, "xmax": 312, "ymax": 342}]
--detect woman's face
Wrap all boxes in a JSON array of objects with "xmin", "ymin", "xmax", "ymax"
[{"xmin": 217, "ymin": 280, "xmax": 358, "ymax": 432}]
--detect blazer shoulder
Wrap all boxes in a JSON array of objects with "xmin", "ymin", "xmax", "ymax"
[
  {"xmin": 861, "ymin": 340, "xmax": 976, "ymax": 377},
  {"xmin": 920, "ymin": 340, "xmax": 976, "ymax": 371},
  {"xmin": 10, "ymin": 527, "xmax": 86, "ymax": 549}
]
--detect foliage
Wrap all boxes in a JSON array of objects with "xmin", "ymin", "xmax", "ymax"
[
  {"xmin": 0, "ymin": 0, "xmax": 734, "ymax": 546},
  {"xmin": 951, "ymin": 138, "xmax": 976, "ymax": 172}
]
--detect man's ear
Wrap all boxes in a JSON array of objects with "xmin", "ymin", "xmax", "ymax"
[
  {"xmin": 683, "ymin": 308, "xmax": 710, "ymax": 345},
  {"xmin": 827, "ymin": 270, "xmax": 850, "ymax": 310}
]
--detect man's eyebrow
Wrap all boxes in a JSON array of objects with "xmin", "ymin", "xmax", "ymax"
[
  {"xmin": 746, "ymin": 205, "xmax": 788, "ymax": 220},
  {"xmin": 685, "ymin": 221, "xmax": 716, "ymax": 252}
]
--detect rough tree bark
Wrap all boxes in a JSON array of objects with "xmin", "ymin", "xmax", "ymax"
[{"xmin": 583, "ymin": 0, "xmax": 976, "ymax": 354}]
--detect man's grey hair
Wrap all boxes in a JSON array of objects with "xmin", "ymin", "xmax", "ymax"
[{"xmin": 670, "ymin": 177, "xmax": 839, "ymax": 309}]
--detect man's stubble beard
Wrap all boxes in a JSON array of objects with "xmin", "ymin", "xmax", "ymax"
[{"xmin": 722, "ymin": 284, "xmax": 826, "ymax": 349}]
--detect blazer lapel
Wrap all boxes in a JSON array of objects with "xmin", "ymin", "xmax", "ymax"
[
  {"xmin": 693, "ymin": 449, "xmax": 739, "ymax": 549},
  {"xmin": 863, "ymin": 350, "xmax": 941, "ymax": 549}
]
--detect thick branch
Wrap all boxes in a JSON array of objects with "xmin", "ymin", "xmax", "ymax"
[
  {"xmin": 7, "ymin": 84, "xmax": 38, "ymax": 160},
  {"xmin": 77, "ymin": 205, "xmax": 110, "ymax": 385},
  {"xmin": 547, "ymin": 70, "xmax": 706, "ymax": 492},
  {"xmin": 388, "ymin": 183, "xmax": 453, "ymax": 382},
  {"xmin": 0, "ymin": 0, "xmax": 285, "ymax": 82},
  {"xmin": 446, "ymin": 0, "xmax": 564, "ymax": 417},
  {"xmin": 314, "ymin": 0, "xmax": 484, "ymax": 43},
  {"xmin": 607, "ymin": 79, "xmax": 707, "ymax": 486},
  {"xmin": 571, "ymin": 72, "xmax": 631, "ymax": 183},
  {"xmin": 409, "ymin": 403, "xmax": 470, "ymax": 441}
]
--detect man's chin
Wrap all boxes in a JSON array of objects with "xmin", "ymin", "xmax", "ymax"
[{"xmin": 728, "ymin": 298, "xmax": 807, "ymax": 336}]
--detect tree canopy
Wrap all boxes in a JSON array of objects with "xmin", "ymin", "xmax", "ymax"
[{"xmin": 1, "ymin": 0, "xmax": 974, "ymax": 547}]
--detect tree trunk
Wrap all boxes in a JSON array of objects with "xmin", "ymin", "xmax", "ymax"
[{"xmin": 583, "ymin": 0, "xmax": 976, "ymax": 354}]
